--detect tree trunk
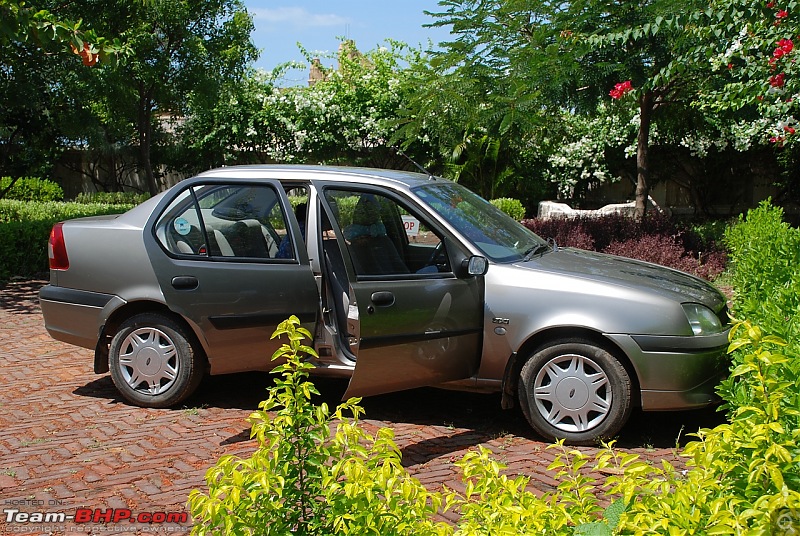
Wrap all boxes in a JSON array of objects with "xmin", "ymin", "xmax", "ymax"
[
  {"xmin": 137, "ymin": 87, "xmax": 158, "ymax": 196},
  {"xmin": 635, "ymin": 91, "xmax": 653, "ymax": 222}
]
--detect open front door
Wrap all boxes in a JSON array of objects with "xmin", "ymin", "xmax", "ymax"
[{"xmin": 320, "ymin": 186, "xmax": 483, "ymax": 399}]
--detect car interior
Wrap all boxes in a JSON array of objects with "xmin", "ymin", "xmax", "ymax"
[{"xmin": 157, "ymin": 185, "xmax": 286, "ymax": 260}]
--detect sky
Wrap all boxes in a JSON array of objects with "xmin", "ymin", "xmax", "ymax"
[{"xmin": 243, "ymin": 1, "xmax": 453, "ymax": 85}]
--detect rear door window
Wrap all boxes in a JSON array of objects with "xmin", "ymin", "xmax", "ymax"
[{"xmin": 154, "ymin": 184, "xmax": 291, "ymax": 260}]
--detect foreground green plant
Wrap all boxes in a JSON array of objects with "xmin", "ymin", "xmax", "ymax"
[
  {"xmin": 188, "ymin": 316, "xmax": 447, "ymax": 535},
  {"xmin": 601, "ymin": 320, "xmax": 800, "ymax": 534},
  {"xmin": 190, "ymin": 313, "xmax": 800, "ymax": 535},
  {"xmin": 725, "ymin": 200, "xmax": 800, "ymax": 341}
]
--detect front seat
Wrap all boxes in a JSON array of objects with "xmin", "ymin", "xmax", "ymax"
[{"xmin": 343, "ymin": 195, "xmax": 409, "ymax": 276}]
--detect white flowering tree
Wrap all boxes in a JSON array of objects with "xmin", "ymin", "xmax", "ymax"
[{"xmin": 181, "ymin": 40, "xmax": 428, "ymax": 171}]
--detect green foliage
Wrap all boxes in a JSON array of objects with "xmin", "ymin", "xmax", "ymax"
[
  {"xmin": 447, "ymin": 442, "xmax": 606, "ymax": 535},
  {"xmin": 0, "ymin": 199, "xmax": 131, "ymax": 279},
  {"xmin": 724, "ymin": 200, "xmax": 800, "ymax": 339},
  {"xmin": 53, "ymin": 0, "xmax": 257, "ymax": 195},
  {"xmin": 0, "ymin": 220, "xmax": 56, "ymax": 280},
  {"xmin": 0, "ymin": 177, "xmax": 63, "ymax": 202},
  {"xmin": 188, "ymin": 316, "xmax": 448, "ymax": 535},
  {"xmin": 73, "ymin": 191, "xmax": 150, "ymax": 205},
  {"xmin": 0, "ymin": 0, "xmax": 124, "ymax": 59},
  {"xmin": 0, "ymin": 1, "xmax": 125, "ymax": 181},
  {"xmin": 687, "ymin": 0, "xmax": 799, "ymax": 145},
  {"xmin": 0, "ymin": 199, "xmax": 133, "ymax": 224},
  {"xmin": 597, "ymin": 320, "xmax": 800, "ymax": 533},
  {"xmin": 489, "ymin": 197, "xmax": 525, "ymax": 220},
  {"xmin": 189, "ymin": 306, "xmax": 800, "ymax": 534},
  {"xmin": 181, "ymin": 39, "xmax": 422, "ymax": 174}
]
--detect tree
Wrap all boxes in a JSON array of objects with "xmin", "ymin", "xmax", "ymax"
[
  {"xmin": 408, "ymin": 0, "xmax": 712, "ymax": 220},
  {"xmin": 62, "ymin": 0, "xmax": 256, "ymax": 195},
  {"xmin": 0, "ymin": 0, "xmax": 122, "ymax": 197},
  {"xmin": 181, "ymin": 40, "xmax": 428, "ymax": 173},
  {"xmin": 392, "ymin": 3, "xmax": 551, "ymax": 204},
  {"xmin": 687, "ymin": 0, "xmax": 798, "ymax": 143}
]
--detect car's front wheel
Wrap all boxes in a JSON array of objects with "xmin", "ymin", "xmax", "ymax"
[
  {"xmin": 518, "ymin": 340, "xmax": 632, "ymax": 445},
  {"xmin": 109, "ymin": 313, "xmax": 204, "ymax": 408}
]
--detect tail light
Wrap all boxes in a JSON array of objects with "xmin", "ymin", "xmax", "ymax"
[{"xmin": 48, "ymin": 222, "xmax": 69, "ymax": 270}]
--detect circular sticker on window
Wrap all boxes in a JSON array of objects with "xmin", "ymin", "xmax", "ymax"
[{"xmin": 173, "ymin": 217, "xmax": 191, "ymax": 236}]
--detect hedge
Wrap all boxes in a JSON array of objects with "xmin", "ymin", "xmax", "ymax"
[
  {"xmin": 0, "ymin": 177, "xmax": 64, "ymax": 202},
  {"xmin": 0, "ymin": 200, "xmax": 134, "ymax": 280}
]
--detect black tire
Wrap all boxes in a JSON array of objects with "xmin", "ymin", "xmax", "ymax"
[
  {"xmin": 109, "ymin": 313, "xmax": 204, "ymax": 408},
  {"xmin": 517, "ymin": 340, "xmax": 632, "ymax": 445}
]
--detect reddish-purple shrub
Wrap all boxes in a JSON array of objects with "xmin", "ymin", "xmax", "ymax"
[
  {"xmin": 522, "ymin": 218, "xmax": 595, "ymax": 249},
  {"xmin": 522, "ymin": 215, "xmax": 727, "ymax": 281},
  {"xmin": 604, "ymin": 235, "xmax": 698, "ymax": 278},
  {"xmin": 561, "ymin": 227, "xmax": 595, "ymax": 250}
]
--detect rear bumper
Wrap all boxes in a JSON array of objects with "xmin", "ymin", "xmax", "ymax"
[
  {"xmin": 39, "ymin": 285, "xmax": 114, "ymax": 350},
  {"xmin": 605, "ymin": 330, "xmax": 730, "ymax": 411}
]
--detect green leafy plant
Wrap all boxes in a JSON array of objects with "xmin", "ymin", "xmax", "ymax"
[
  {"xmin": 0, "ymin": 177, "xmax": 63, "ymax": 202},
  {"xmin": 188, "ymin": 316, "xmax": 448, "ymax": 535},
  {"xmin": 189, "ymin": 299, "xmax": 800, "ymax": 533},
  {"xmin": 725, "ymin": 200, "xmax": 800, "ymax": 340},
  {"xmin": 489, "ymin": 197, "xmax": 525, "ymax": 221},
  {"xmin": 448, "ymin": 442, "xmax": 615, "ymax": 535},
  {"xmin": 73, "ymin": 191, "xmax": 150, "ymax": 205},
  {"xmin": 0, "ymin": 199, "xmax": 132, "ymax": 280}
]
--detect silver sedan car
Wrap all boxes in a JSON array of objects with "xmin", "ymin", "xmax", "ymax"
[{"xmin": 39, "ymin": 165, "xmax": 729, "ymax": 444}]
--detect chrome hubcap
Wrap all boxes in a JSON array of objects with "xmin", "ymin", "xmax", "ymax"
[
  {"xmin": 118, "ymin": 327, "xmax": 178, "ymax": 395},
  {"xmin": 533, "ymin": 354, "xmax": 611, "ymax": 433}
]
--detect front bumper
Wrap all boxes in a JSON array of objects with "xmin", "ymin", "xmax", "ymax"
[{"xmin": 605, "ymin": 330, "xmax": 730, "ymax": 411}]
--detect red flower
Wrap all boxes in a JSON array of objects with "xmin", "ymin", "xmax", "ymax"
[
  {"xmin": 778, "ymin": 38, "xmax": 794, "ymax": 52},
  {"xmin": 70, "ymin": 42, "xmax": 98, "ymax": 67},
  {"xmin": 774, "ymin": 48, "xmax": 786, "ymax": 59},
  {"xmin": 609, "ymin": 80, "xmax": 633, "ymax": 99},
  {"xmin": 770, "ymin": 72, "xmax": 786, "ymax": 87},
  {"xmin": 770, "ymin": 135, "xmax": 785, "ymax": 144},
  {"xmin": 785, "ymin": 126, "xmax": 797, "ymax": 134},
  {"xmin": 767, "ymin": 0, "xmax": 776, "ymax": 6},
  {"xmin": 777, "ymin": 9, "xmax": 789, "ymax": 18},
  {"xmin": 727, "ymin": 63, "xmax": 734, "ymax": 69}
]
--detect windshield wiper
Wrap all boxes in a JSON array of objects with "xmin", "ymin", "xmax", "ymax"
[{"xmin": 522, "ymin": 242, "xmax": 549, "ymax": 262}]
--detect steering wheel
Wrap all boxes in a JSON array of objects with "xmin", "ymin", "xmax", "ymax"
[{"xmin": 424, "ymin": 241, "xmax": 444, "ymax": 268}]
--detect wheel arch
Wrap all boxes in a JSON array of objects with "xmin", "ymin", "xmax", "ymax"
[
  {"xmin": 501, "ymin": 326, "xmax": 642, "ymax": 411},
  {"xmin": 94, "ymin": 300, "xmax": 208, "ymax": 374}
]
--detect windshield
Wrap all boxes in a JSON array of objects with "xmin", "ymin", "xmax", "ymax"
[{"xmin": 413, "ymin": 182, "xmax": 548, "ymax": 263}]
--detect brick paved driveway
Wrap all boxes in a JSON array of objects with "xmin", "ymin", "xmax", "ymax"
[{"xmin": 0, "ymin": 279, "xmax": 725, "ymax": 534}]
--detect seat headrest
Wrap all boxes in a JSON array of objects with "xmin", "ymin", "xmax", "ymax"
[{"xmin": 344, "ymin": 195, "xmax": 387, "ymax": 240}]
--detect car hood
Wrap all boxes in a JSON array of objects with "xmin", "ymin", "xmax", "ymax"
[{"xmin": 516, "ymin": 248, "xmax": 727, "ymax": 312}]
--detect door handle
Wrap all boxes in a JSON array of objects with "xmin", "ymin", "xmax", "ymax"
[
  {"xmin": 171, "ymin": 276, "xmax": 198, "ymax": 290},
  {"xmin": 370, "ymin": 291, "xmax": 395, "ymax": 307}
]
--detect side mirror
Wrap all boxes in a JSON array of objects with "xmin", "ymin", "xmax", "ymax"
[{"xmin": 463, "ymin": 255, "xmax": 488, "ymax": 276}]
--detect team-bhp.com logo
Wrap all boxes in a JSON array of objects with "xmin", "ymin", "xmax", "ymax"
[{"xmin": 4, "ymin": 507, "xmax": 188, "ymax": 524}]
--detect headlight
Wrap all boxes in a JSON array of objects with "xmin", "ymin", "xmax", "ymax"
[{"xmin": 682, "ymin": 303, "xmax": 723, "ymax": 335}]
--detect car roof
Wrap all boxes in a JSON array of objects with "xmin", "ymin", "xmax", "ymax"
[{"xmin": 195, "ymin": 164, "xmax": 446, "ymax": 189}]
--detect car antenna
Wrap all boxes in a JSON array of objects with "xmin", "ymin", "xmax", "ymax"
[{"xmin": 394, "ymin": 147, "xmax": 435, "ymax": 180}]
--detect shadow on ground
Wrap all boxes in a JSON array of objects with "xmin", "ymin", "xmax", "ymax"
[
  {"xmin": 75, "ymin": 369, "xmax": 727, "ymax": 450},
  {"xmin": 0, "ymin": 278, "xmax": 47, "ymax": 314}
]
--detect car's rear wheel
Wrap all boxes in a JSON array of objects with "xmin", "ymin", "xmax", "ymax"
[
  {"xmin": 109, "ymin": 313, "xmax": 204, "ymax": 408},
  {"xmin": 518, "ymin": 340, "xmax": 632, "ymax": 445}
]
